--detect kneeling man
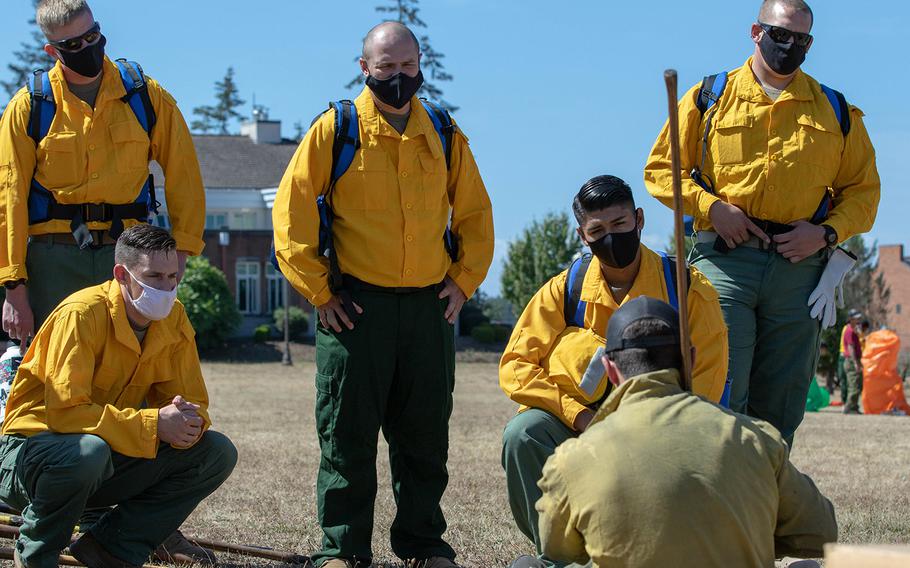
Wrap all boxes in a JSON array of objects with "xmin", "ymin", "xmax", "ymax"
[
  {"xmin": 536, "ymin": 297, "xmax": 837, "ymax": 568},
  {"xmin": 501, "ymin": 175, "xmax": 728, "ymax": 567},
  {"xmin": 0, "ymin": 224, "xmax": 237, "ymax": 568}
]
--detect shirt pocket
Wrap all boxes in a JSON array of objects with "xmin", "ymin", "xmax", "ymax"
[
  {"xmin": 109, "ymin": 121, "xmax": 150, "ymax": 174},
  {"xmin": 37, "ymin": 131, "xmax": 79, "ymax": 188},
  {"xmin": 418, "ymin": 150, "xmax": 448, "ymax": 211},
  {"xmin": 797, "ymin": 115, "xmax": 842, "ymax": 175},
  {"xmin": 334, "ymin": 148, "xmax": 389, "ymax": 211},
  {"xmin": 711, "ymin": 114, "xmax": 754, "ymax": 166}
]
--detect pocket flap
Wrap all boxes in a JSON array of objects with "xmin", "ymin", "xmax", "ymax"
[
  {"xmin": 109, "ymin": 121, "xmax": 147, "ymax": 143},
  {"xmin": 715, "ymin": 115, "xmax": 754, "ymax": 130},
  {"xmin": 418, "ymin": 150, "xmax": 446, "ymax": 174},
  {"xmin": 41, "ymin": 131, "xmax": 77, "ymax": 152},
  {"xmin": 797, "ymin": 114, "xmax": 836, "ymax": 134}
]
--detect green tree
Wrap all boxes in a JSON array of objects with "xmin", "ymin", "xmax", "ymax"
[
  {"xmin": 192, "ymin": 67, "xmax": 245, "ymax": 134},
  {"xmin": 817, "ymin": 236, "xmax": 890, "ymax": 379},
  {"xmin": 2, "ymin": 0, "xmax": 55, "ymax": 100},
  {"xmin": 666, "ymin": 231, "xmax": 694, "ymax": 258},
  {"xmin": 347, "ymin": 0, "xmax": 458, "ymax": 111},
  {"xmin": 501, "ymin": 212, "xmax": 582, "ymax": 314},
  {"xmin": 458, "ymin": 289, "xmax": 489, "ymax": 336},
  {"xmin": 177, "ymin": 257, "xmax": 242, "ymax": 350}
]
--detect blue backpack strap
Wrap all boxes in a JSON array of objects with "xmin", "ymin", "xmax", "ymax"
[
  {"xmin": 26, "ymin": 69, "xmax": 55, "ymax": 145},
  {"xmin": 563, "ymin": 254, "xmax": 593, "ymax": 328},
  {"xmin": 659, "ymin": 251, "xmax": 679, "ymax": 312},
  {"xmin": 819, "ymin": 84, "xmax": 851, "ymax": 136},
  {"xmin": 329, "ymin": 100, "xmax": 359, "ymax": 185},
  {"xmin": 114, "ymin": 59, "xmax": 156, "ymax": 135},
  {"xmin": 419, "ymin": 99, "xmax": 454, "ymax": 169}
]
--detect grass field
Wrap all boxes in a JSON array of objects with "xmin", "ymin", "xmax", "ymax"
[{"xmin": 184, "ymin": 343, "xmax": 910, "ymax": 567}]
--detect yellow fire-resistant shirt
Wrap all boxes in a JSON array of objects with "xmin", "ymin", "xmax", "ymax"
[
  {"xmin": 536, "ymin": 369, "xmax": 838, "ymax": 568},
  {"xmin": 500, "ymin": 245, "xmax": 728, "ymax": 429},
  {"xmin": 272, "ymin": 88, "xmax": 495, "ymax": 307},
  {"xmin": 0, "ymin": 57, "xmax": 206, "ymax": 284},
  {"xmin": 1, "ymin": 280, "xmax": 211, "ymax": 459},
  {"xmin": 644, "ymin": 58, "xmax": 880, "ymax": 243}
]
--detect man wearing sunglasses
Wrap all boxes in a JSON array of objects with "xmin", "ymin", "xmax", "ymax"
[
  {"xmin": 0, "ymin": 0, "xmax": 210, "ymax": 564},
  {"xmin": 0, "ymin": 0, "xmax": 205, "ymax": 346},
  {"xmin": 644, "ymin": 0, "xmax": 880, "ymax": 445}
]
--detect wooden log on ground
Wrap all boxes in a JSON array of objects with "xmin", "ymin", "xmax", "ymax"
[{"xmin": 825, "ymin": 544, "xmax": 910, "ymax": 567}]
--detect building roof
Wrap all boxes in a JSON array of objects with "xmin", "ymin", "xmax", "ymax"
[{"xmin": 150, "ymin": 135, "xmax": 298, "ymax": 190}]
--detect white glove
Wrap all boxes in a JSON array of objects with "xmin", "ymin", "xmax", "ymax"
[{"xmin": 807, "ymin": 247, "xmax": 856, "ymax": 328}]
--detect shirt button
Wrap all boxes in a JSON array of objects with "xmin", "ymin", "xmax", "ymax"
[
  {"xmin": 405, "ymin": 268, "xmax": 413, "ymax": 275},
  {"xmin": 89, "ymin": 144, "xmax": 96, "ymax": 150},
  {"xmin": 91, "ymin": 173, "xmax": 99, "ymax": 179},
  {"xmin": 406, "ymin": 235, "xmax": 414, "ymax": 242},
  {"xmin": 406, "ymin": 203, "xmax": 413, "ymax": 209},
  {"xmin": 771, "ymin": 129, "xmax": 777, "ymax": 136},
  {"xmin": 768, "ymin": 185, "xmax": 775, "ymax": 191},
  {"xmin": 401, "ymin": 171, "xmax": 409, "ymax": 178}
]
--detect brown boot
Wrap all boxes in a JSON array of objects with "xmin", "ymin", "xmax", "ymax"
[
  {"xmin": 152, "ymin": 530, "xmax": 217, "ymax": 565},
  {"xmin": 322, "ymin": 559, "xmax": 372, "ymax": 568},
  {"xmin": 406, "ymin": 558, "xmax": 459, "ymax": 568},
  {"xmin": 69, "ymin": 532, "xmax": 141, "ymax": 568}
]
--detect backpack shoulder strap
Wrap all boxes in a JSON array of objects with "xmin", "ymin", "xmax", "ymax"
[
  {"xmin": 695, "ymin": 72, "xmax": 729, "ymax": 116},
  {"xmin": 114, "ymin": 59, "xmax": 156, "ymax": 135},
  {"xmin": 328, "ymin": 100, "xmax": 359, "ymax": 187},
  {"xmin": 563, "ymin": 254, "xmax": 593, "ymax": 328},
  {"xmin": 658, "ymin": 251, "xmax": 691, "ymax": 312},
  {"xmin": 819, "ymin": 84, "xmax": 851, "ymax": 136},
  {"xmin": 419, "ymin": 98, "xmax": 454, "ymax": 170},
  {"xmin": 26, "ymin": 69, "xmax": 55, "ymax": 146}
]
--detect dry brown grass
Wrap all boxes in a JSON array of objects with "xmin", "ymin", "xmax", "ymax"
[{"xmin": 183, "ymin": 345, "xmax": 910, "ymax": 567}]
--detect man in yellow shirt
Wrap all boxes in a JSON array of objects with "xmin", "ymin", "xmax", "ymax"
[
  {"xmin": 0, "ymin": 0, "xmax": 205, "ymax": 341},
  {"xmin": 534, "ymin": 296, "xmax": 837, "ymax": 568},
  {"xmin": 644, "ymin": 0, "xmax": 879, "ymax": 443},
  {"xmin": 272, "ymin": 21, "xmax": 494, "ymax": 568},
  {"xmin": 501, "ymin": 176, "xmax": 728, "ymax": 568},
  {"xmin": 0, "ymin": 225, "xmax": 236, "ymax": 568}
]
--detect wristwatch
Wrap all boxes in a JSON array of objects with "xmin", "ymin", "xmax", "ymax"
[
  {"xmin": 821, "ymin": 225, "xmax": 838, "ymax": 248},
  {"xmin": 3, "ymin": 279, "xmax": 25, "ymax": 290}
]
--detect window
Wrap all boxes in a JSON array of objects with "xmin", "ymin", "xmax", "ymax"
[
  {"xmin": 232, "ymin": 211, "xmax": 258, "ymax": 230},
  {"xmin": 236, "ymin": 261, "xmax": 261, "ymax": 315},
  {"xmin": 206, "ymin": 213, "xmax": 227, "ymax": 230},
  {"xmin": 266, "ymin": 264, "xmax": 286, "ymax": 314}
]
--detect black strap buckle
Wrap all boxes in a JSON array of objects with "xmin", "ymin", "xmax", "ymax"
[{"xmin": 82, "ymin": 203, "xmax": 112, "ymax": 222}]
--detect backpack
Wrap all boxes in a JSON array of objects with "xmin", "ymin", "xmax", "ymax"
[
  {"xmin": 272, "ymin": 99, "xmax": 459, "ymax": 292},
  {"xmin": 686, "ymin": 71, "xmax": 851, "ymax": 232},
  {"xmin": 27, "ymin": 59, "xmax": 159, "ymax": 248}
]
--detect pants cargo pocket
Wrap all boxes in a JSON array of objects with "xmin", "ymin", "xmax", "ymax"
[
  {"xmin": 0, "ymin": 436, "xmax": 27, "ymax": 511},
  {"xmin": 314, "ymin": 372, "xmax": 337, "ymax": 459}
]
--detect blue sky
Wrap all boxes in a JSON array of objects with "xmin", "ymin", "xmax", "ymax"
[{"xmin": 1, "ymin": 0, "xmax": 906, "ymax": 295}]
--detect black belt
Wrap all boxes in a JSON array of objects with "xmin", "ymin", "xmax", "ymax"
[
  {"xmin": 29, "ymin": 231, "xmax": 116, "ymax": 247},
  {"xmin": 342, "ymin": 275, "xmax": 441, "ymax": 295}
]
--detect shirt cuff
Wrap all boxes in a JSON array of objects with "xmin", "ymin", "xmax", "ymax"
[
  {"xmin": 822, "ymin": 216, "xmax": 849, "ymax": 245},
  {"xmin": 696, "ymin": 187, "xmax": 722, "ymax": 220},
  {"xmin": 561, "ymin": 398, "xmax": 589, "ymax": 431},
  {"xmin": 171, "ymin": 230, "xmax": 205, "ymax": 256},
  {"xmin": 0, "ymin": 264, "xmax": 28, "ymax": 284},
  {"xmin": 446, "ymin": 264, "xmax": 478, "ymax": 299}
]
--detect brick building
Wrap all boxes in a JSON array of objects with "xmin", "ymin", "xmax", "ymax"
[
  {"xmin": 876, "ymin": 244, "xmax": 910, "ymax": 354},
  {"xmin": 151, "ymin": 111, "xmax": 314, "ymax": 336}
]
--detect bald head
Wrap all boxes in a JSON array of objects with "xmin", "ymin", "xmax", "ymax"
[
  {"xmin": 362, "ymin": 21, "xmax": 420, "ymax": 61},
  {"xmin": 759, "ymin": 0, "xmax": 813, "ymax": 28}
]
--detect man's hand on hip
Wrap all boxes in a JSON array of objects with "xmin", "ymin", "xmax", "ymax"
[
  {"xmin": 158, "ymin": 395, "xmax": 204, "ymax": 448},
  {"xmin": 708, "ymin": 201, "xmax": 770, "ymax": 249},
  {"xmin": 317, "ymin": 295, "xmax": 364, "ymax": 333},
  {"xmin": 2, "ymin": 286, "xmax": 34, "ymax": 341},
  {"xmin": 773, "ymin": 221, "xmax": 826, "ymax": 263},
  {"xmin": 438, "ymin": 276, "xmax": 467, "ymax": 325}
]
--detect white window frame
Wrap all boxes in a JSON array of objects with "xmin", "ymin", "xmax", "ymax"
[{"xmin": 235, "ymin": 260, "xmax": 261, "ymax": 315}]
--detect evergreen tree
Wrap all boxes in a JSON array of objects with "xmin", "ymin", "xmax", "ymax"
[
  {"xmin": 501, "ymin": 212, "xmax": 582, "ymax": 314},
  {"xmin": 192, "ymin": 67, "xmax": 245, "ymax": 135},
  {"xmin": 2, "ymin": 0, "xmax": 56, "ymax": 100},
  {"xmin": 347, "ymin": 0, "xmax": 457, "ymax": 111}
]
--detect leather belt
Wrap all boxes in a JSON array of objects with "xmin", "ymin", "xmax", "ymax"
[{"xmin": 696, "ymin": 231, "xmax": 772, "ymax": 251}]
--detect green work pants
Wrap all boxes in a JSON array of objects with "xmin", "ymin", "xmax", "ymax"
[
  {"xmin": 313, "ymin": 286, "xmax": 456, "ymax": 566},
  {"xmin": 25, "ymin": 238, "xmax": 115, "ymax": 332},
  {"xmin": 691, "ymin": 242, "xmax": 826, "ymax": 444},
  {"xmin": 843, "ymin": 357, "xmax": 864, "ymax": 412},
  {"xmin": 0, "ymin": 431, "xmax": 237, "ymax": 568},
  {"xmin": 501, "ymin": 409, "xmax": 580, "ymax": 568}
]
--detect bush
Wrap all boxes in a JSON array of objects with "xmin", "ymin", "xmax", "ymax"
[
  {"xmin": 493, "ymin": 324, "xmax": 512, "ymax": 343},
  {"xmin": 252, "ymin": 324, "xmax": 271, "ymax": 343},
  {"xmin": 273, "ymin": 306, "xmax": 310, "ymax": 339},
  {"xmin": 177, "ymin": 257, "xmax": 241, "ymax": 350},
  {"xmin": 471, "ymin": 323, "xmax": 497, "ymax": 344}
]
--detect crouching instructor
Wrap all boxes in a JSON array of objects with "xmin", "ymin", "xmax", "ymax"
[
  {"xmin": 0, "ymin": 225, "xmax": 237, "ymax": 568},
  {"xmin": 273, "ymin": 21, "xmax": 494, "ymax": 568}
]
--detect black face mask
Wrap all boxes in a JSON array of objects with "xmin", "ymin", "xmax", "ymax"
[
  {"xmin": 759, "ymin": 32, "xmax": 806, "ymax": 75},
  {"xmin": 588, "ymin": 226, "xmax": 641, "ymax": 269},
  {"xmin": 366, "ymin": 70, "xmax": 424, "ymax": 110},
  {"xmin": 57, "ymin": 34, "xmax": 106, "ymax": 78}
]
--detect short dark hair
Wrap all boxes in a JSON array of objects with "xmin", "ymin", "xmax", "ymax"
[
  {"xmin": 759, "ymin": 0, "xmax": 814, "ymax": 27},
  {"xmin": 572, "ymin": 175, "xmax": 636, "ymax": 225},
  {"xmin": 609, "ymin": 318, "xmax": 682, "ymax": 378},
  {"xmin": 114, "ymin": 224, "xmax": 177, "ymax": 269}
]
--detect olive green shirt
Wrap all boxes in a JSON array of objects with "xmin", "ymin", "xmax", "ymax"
[{"xmin": 536, "ymin": 369, "xmax": 837, "ymax": 568}]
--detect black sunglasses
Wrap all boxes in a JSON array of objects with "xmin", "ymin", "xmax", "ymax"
[
  {"xmin": 48, "ymin": 22, "xmax": 102, "ymax": 52},
  {"xmin": 758, "ymin": 22, "xmax": 813, "ymax": 48}
]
